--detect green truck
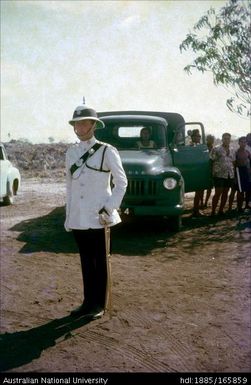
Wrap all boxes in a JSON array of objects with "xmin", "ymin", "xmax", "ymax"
[{"xmin": 96, "ymin": 111, "xmax": 212, "ymax": 231}]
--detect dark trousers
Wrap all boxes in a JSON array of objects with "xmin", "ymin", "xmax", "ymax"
[{"xmin": 73, "ymin": 228, "xmax": 108, "ymax": 309}]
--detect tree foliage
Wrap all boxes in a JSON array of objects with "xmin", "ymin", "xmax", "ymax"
[{"xmin": 180, "ymin": 0, "xmax": 251, "ymax": 118}]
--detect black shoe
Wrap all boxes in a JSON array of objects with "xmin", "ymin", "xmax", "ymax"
[
  {"xmin": 70, "ymin": 303, "xmax": 92, "ymax": 317},
  {"xmin": 89, "ymin": 307, "xmax": 104, "ymax": 320}
]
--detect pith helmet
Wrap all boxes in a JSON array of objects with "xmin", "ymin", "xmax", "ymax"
[{"xmin": 69, "ymin": 98, "xmax": 105, "ymax": 128}]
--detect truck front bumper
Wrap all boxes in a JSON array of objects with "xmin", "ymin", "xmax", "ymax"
[{"xmin": 121, "ymin": 203, "xmax": 184, "ymax": 217}]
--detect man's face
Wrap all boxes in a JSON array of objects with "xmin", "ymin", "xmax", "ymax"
[
  {"xmin": 192, "ymin": 133, "xmax": 201, "ymax": 144},
  {"xmin": 222, "ymin": 134, "xmax": 231, "ymax": 146},
  {"xmin": 74, "ymin": 119, "xmax": 95, "ymax": 141},
  {"xmin": 141, "ymin": 129, "xmax": 150, "ymax": 141},
  {"xmin": 239, "ymin": 138, "xmax": 246, "ymax": 148},
  {"xmin": 206, "ymin": 136, "xmax": 214, "ymax": 146},
  {"xmin": 246, "ymin": 134, "xmax": 251, "ymax": 146}
]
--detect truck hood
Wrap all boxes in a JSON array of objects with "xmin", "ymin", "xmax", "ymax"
[{"xmin": 119, "ymin": 149, "xmax": 173, "ymax": 176}]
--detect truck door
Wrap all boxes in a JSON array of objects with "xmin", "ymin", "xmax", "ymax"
[{"xmin": 171, "ymin": 123, "xmax": 212, "ymax": 192}]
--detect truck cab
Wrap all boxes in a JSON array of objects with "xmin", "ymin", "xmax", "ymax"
[{"xmin": 96, "ymin": 111, "xmax": 211, "ymax": 231}]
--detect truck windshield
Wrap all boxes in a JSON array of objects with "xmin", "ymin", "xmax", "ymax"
[{"xmin": 96, "ymin": 124, "xmax": 166, "ymax": 150}]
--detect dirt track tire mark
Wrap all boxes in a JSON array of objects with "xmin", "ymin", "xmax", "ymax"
[
  {"xmin": 124, "ymin": 314, "xmax": 193, "ymax": 371},
  {"xmin": 111, "ymin": 298, "xmax": 202, "ymax": 371},
  {"xmin": 77, "ymin": 330, "xmax": 175, "ymax": 372}
]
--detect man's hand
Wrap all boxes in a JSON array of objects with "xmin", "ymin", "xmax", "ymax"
[{"xmin": 99, "ymin": 207, "xmax": 112, "ymax": 225}]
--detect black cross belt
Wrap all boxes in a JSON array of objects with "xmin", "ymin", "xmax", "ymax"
[{"xmin": 70, "ymin": 143, "xmax": 102, "ymax": 175}]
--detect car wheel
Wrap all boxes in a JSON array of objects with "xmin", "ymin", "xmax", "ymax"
[
  {"xmin": 168, "ymin": 215, "xmax": 182, "ymax": 232},
  {"xmin": 3, "ymin": 182, "xmax": 14, "ymax": 205}
]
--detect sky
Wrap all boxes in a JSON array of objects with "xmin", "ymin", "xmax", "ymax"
[{"xmin": 1, "ymin": 0, "xmax": 250, "ymax": 144}]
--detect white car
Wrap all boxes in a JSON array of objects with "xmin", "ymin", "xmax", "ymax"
[{"xmin": 0, "ymin": 143, "xmax": 21, "ymax": 205}]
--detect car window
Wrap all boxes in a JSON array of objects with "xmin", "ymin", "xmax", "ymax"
[
  {"xmin": 185, "ymin": 125, "xmax": 204, "ymax": 146},
  {"xmin": 96, "ymin": 124, "xmax": 166, "ymax": 150},
  {"xmin": 173, "ymin": 124, "xmax": 204, "ymax": 147}
]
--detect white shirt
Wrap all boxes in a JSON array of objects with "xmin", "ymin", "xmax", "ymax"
[
  {"xmin": 137, "ymin": 140, "xmax": 155, "ymax": 149},
  {"xmin": 210, "ymin": 145, "xmax": 235, "ymax": 179},
  {"xmin": 65, "ymin": 137, "xmax": 127, "ymax": 231}
]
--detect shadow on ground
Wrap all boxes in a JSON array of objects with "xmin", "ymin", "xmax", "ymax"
[
  {"xmin": 0, "ymin": 315, "xmax": 92, "ymax": 372},
  {"xmin": 10, "ymin": 207, "xmax": 173, "ymax": 255},
  {"xmin": 10, "ymin": 207, "xmax": 77, "ymax": 254},
  {"xmin": 9, "ymin": 206, "xmax": 251, "ymax": 256}
]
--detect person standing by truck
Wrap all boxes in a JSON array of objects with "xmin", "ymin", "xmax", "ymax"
[
  {"xmin": 190, "ymin": 129, "xmax": 204, "ymax": 217},
  {"xmin": 245, "ymin": 133, "xmax": 251, "ymax": 209},
  {"xmin": 64, "ymin": 102, "xmax": 127, "ymax": 319},
  {"xmin": 203, "ymin": 134, "xmax": 215, "ymax": 208},
  {"xmin": 235, "ymin": 136, "xmax": 251, "ymax": 212},
  {"xmin": 210, "ymin": 132, "xmax": 235, "ymax": 216}
]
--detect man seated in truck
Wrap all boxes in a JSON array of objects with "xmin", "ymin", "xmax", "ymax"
[{"xmin": 137, "ymin": 127, "xmax": 156, "ymax": 149}]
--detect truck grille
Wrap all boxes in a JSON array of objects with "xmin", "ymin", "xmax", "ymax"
[{"xmin": 127, "ymin": 179, "xmax": 157, "ymax": 196}]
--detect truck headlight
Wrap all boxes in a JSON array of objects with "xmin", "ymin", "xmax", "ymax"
[{"xmin": 163, "ymin": 178, "xmax": 177, "ymax": 190}]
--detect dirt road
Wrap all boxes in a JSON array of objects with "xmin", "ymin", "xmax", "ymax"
[{"xmin": 0, "ymin": 179, "xmax": 250, "ymax": 373}]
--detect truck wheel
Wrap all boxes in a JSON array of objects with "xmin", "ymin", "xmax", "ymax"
[
  {"xmin": 168, "ymin": 216, "xmax": 182, "ymax": 232},
  {"xmin": 3, "ymin": 182, "xmax": 14, "ymax": 205}
]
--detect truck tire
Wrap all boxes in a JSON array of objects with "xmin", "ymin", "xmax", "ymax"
[
  {"xmin": 3, "ymin": 182, "xmax": 14, "ymax": 205},
  {"xmin": 168, "ymin": 215, "xmax": 182, "ymax": 232}
]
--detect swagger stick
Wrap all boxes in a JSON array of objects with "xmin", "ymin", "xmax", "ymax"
[
  {"xmin": 104, "ymin": 224, "xmax": 112, "ymax": 319},
  {"xmin": 236, "ymin": 167, "xmax": 242, "ymax": 193}
]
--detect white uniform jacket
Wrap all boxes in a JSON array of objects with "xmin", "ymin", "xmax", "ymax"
[{"xmin": 64, "ymin": 137, "xmax": 127, "ymax": 231}]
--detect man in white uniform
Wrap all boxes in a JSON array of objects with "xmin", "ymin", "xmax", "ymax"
[{"xmin": 65, "ymin": 102, "xmax": 127, "ymax": 319}]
